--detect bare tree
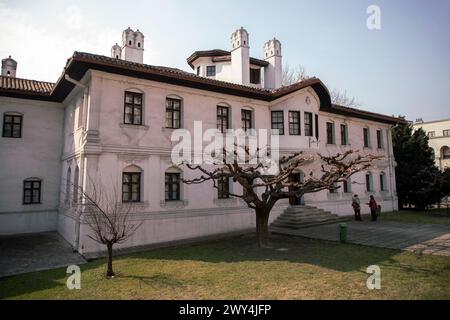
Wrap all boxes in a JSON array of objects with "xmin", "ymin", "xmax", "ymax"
[
  {"xmin": 330, "ymin": 89, "xmax": 361, "ymax": 108},
  {"xmin": 75, "ymin": 177, "xmax": 142, "ymax": 277},
  {"xmin": 183, "ymin": 147, "xmax": 381, "ymax": 247},
  {"xmin": 282, "ymin": 63, "xmax": 310, "ymax": 86},
  {"xmin": 282, "ymin": 64, "xmax": 361, "ymax": 108}
]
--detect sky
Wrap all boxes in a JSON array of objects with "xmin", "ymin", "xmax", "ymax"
[{"xmin": 0, "ymin": 0, "xmax": 449, "ymax": 122}]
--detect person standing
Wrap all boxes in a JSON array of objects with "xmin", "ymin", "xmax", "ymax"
[
  {"xmin": 367, "ymin": 195, "xmax": 378, "ymax": 221},
  {"xmin": 352, "ymin": 194, "xmax": 362, "ymax": 221}
]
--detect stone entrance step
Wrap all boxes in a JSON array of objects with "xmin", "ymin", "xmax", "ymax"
[{"xmin": 270, "ymin": 205, "xmax": 351, "ymax": 230}]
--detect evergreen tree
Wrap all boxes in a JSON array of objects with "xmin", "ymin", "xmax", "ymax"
[{"xmin": 392, "ymin": 124, "xmax": 441, "ymax": 209}]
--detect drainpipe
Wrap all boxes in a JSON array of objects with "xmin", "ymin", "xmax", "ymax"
[{"xmin": 65, "ymin": 74, "xmax": 87, "ymax": 252}]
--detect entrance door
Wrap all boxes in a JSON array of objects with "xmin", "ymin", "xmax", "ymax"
[{"xmin": 289, "ymin": 172, "xmax": 305, "ymax": 206}]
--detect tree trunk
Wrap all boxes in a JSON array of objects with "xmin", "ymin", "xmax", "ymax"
[
  {"xmin": 106, "ymin": 242, "xmax": 115, "ymax": 278},
  {"xmin": 255, "ymin": 209, "xmax": 270, "ymax": 247}
]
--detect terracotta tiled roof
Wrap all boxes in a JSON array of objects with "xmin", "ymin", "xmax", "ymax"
[
  {"xmin": 187, "ymin": 49, "xmax": 269, "ymax": 69},
  {"xmin": 0, "ymin": 51, "xmax": 406, "ymax": 125},
  {"xmin": 0, "ymin": 76, "xmax": 54, "ymax": 95}
]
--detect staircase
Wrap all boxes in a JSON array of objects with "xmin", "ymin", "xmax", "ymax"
[{"xmin": 270, "ymin": 205, "xmax": 350, "ymax": 231}]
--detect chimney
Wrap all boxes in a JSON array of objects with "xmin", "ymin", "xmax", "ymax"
[
  {"xmin": 118, "ymin": 27, "xmax": 144, "ymax": 64},
  {"xmin": 230, "ymin": 27, "xmax": 250, "ymax": 85},
  {"xmin": 263, "ymin": 38, "xmax": 282, "ymax": 89},
  {"xmin": 1, "ymin": 56, "xmax": 17, "ymax": 77}
]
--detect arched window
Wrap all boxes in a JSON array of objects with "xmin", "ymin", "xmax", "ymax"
[
  {"xmin": 366, "ymin": 172, "xmax": 373, "ymax": 192},
  {"xmin": 138, "ymin": 42, "xmax": 141, "ymax": 48},
  {"xmin": 122, "ymin": 165, "xmax": 142, "ymax": 203},
  {"xmin": 73, "ymin": 166, "xmax": 79, "ymax": 204},
  {"xmin": 380, "ymin": 172, "xmax": 387, "ymax": 191},
  {"xmin": 128, "ymin": 40, "xmax": 132, "ymax": 46},
  {"xmin": 23, "ymin": 178, "xmax": 41, "ymax": 204},
  {"xmin": 165, "ymin": 167, "xmax": 182, "ymax": 201},
  {"xmin": 65, "ymin": 167, "xmax": 71, "ymax": 203}
]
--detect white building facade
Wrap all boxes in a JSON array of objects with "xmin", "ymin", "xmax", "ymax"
[
  {"xmin": 413, "ymin": 118, "xmax": 450, "ymax": 171},
  {"xmin": 0, "ymin": 28, "xmax": 404, "ymax": 255}
]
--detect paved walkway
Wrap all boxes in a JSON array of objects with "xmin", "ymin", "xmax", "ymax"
[
  {"xmin": 0, "ymin": 232, "xmax": 87, "ymax": 278},
  {"xmin": 272, "ymin": 220, "xmax": 450, "ymax": 257}
]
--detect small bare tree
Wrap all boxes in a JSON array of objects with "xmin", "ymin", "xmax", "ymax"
[
  {"xmin": 282, "ymin": 64, "xmax": 361, "ymax": 108},
  {"xmin": 330, "ymin": 89, "xmax": 361, "ymax": 108},
  {"xmin": 75, "ymin": 178, "xmax": 142, "ymax": 278},
  {"xmin": 183, "ymin": 147, "xmax": 381, "ymax": 247},
  {"xmin": 282, "ymin": 63, "xmax": 310, "ymax": 86}
]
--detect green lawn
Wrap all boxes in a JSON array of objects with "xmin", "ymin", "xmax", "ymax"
[
  {"xmin": 378, "ymin": 209, "xmax": 450, "ymax": 226},
  {"xmin": 1, "ymin": 233, "xmax": 449, "ymax": 300}
]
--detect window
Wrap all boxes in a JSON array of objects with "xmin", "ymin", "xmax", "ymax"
[
  {"xmin": 363, "ymin": 128, "xmax": 370, "ymax": 148},
  {"xmin": 343, "ymin": 179, "xmax": 351, "ymax": 193},
  {"xmin": 122, "ymin": 172, "xmax": 141, "ymax": 202},
  {"xmin": 2, "ymin": 114, "xmax": 22, "ymax": 138},
  {"xmin": 443, "ymin": 129, "xmax": 450, "ymax": 137},
  {"xmin": 288, "ymin": 111, "xmax": 301, "ymax": 135},
  {"xmin": 250, "ymin": 68, "xmax": 261, "ymax": 84},
  {"xmin": 206, "ymin": 66, "xmax": 216, "ymax": 77},
  {"xmin": 366, "ymin": 172, "xmax": 373, "ymax": 192},
  {"xmin": 340, "ymin": 124, "xmax": 348, "ymax": 145},
  {"xmin": 217, "ymin": 106, "xmax": 230, "ymax": 133},
  {"xmin": 165, "ymin": 173, "xmax": 180, "ymax": 201},
  {"xmin": 124, "ymin": 91, "xmax": 143, "ymax": 125},
  {"xmin": 196, "ymin": 66, "xmax": 200, "ymax": 76},
  {"xmin": 427, "ymin": 131, "xmax": 435, "ymax": 138},
  {"xmin": 217, "ymin": 176, "xmax": 230, "ymax": 199},
  {"xmin": 377, "ymin": 130, "xmax": 384, "ymax": 149},
  {"xmin": 326, "ymin": 122, "xmax": 335, "ymax": 144},
  {"xmin": 304, "ymin": 112, "xmax": 313, "ymax": 136},
  {"xmin": 23, "ymin": 179, "xmax": 41, "ymax": 204},
  {"xmin": 241, "ymin": 109, "xmax": 253, "ymax": 131},
  {"xmin": 380, "ymin": 173, "xmax": 387, "ymax": 191},
  {"xmin": 165, "ymin": 98, "xmax": 181, "ymax": 129},
  {"xmin": 65, "ymin": 167, "xmax": 71, "ymax": 203},
  {"xmin": 315, "ymin": 114, "xmax": 319, "ymax": 139},
  {"xmin": 329, "ymin": 182, "xmax": 338, "ymax": 194},
  {"xmin": 73, "ymin": 166, "xmax": 79, "ymax": 204},
  {"xmin": 271, "ymin": 111, "xmax": 284, "ymax": 135}
]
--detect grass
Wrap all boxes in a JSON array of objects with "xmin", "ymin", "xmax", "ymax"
[
  {"xmin": 0, "ymin": 233, "xmax": 449, "ymax": 300},
  {"xmin": 379, "ymin": 209, "xmax": 450, "ymax": 226}
]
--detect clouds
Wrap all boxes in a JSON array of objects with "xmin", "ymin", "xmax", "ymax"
[{"xmin": 0, "ymin": 2, "xmax": 116, "ymax": 82}]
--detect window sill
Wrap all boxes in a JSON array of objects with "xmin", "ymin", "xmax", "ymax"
[{"xmin": 120, "ymin": 123, "xmax": 149, "ymax": 130}]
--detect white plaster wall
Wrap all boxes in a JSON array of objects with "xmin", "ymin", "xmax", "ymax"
[
  {"xmin": 413, "ymin": 120, "xmax": 450, "ymax": 170},
  {"xmin": 57, "ymin": 70, "xmax": 398, "ymax": 253},
  {"xmin": 0, "ymin": 97, "xmax": 63, "ymax": 234}
]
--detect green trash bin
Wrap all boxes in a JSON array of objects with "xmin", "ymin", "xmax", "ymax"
[{"xmin": 339, "ymin": 223, "xmax": 347, "ymax": 243}]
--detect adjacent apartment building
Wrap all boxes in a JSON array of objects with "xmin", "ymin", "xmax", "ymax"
[
  {"xmin": 0, "ymin": 27, "xmax": 405, "ymax": 254},
  {"xmin": 413, "ymin": 118, "xmax": 450, "ymax": 171}
]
